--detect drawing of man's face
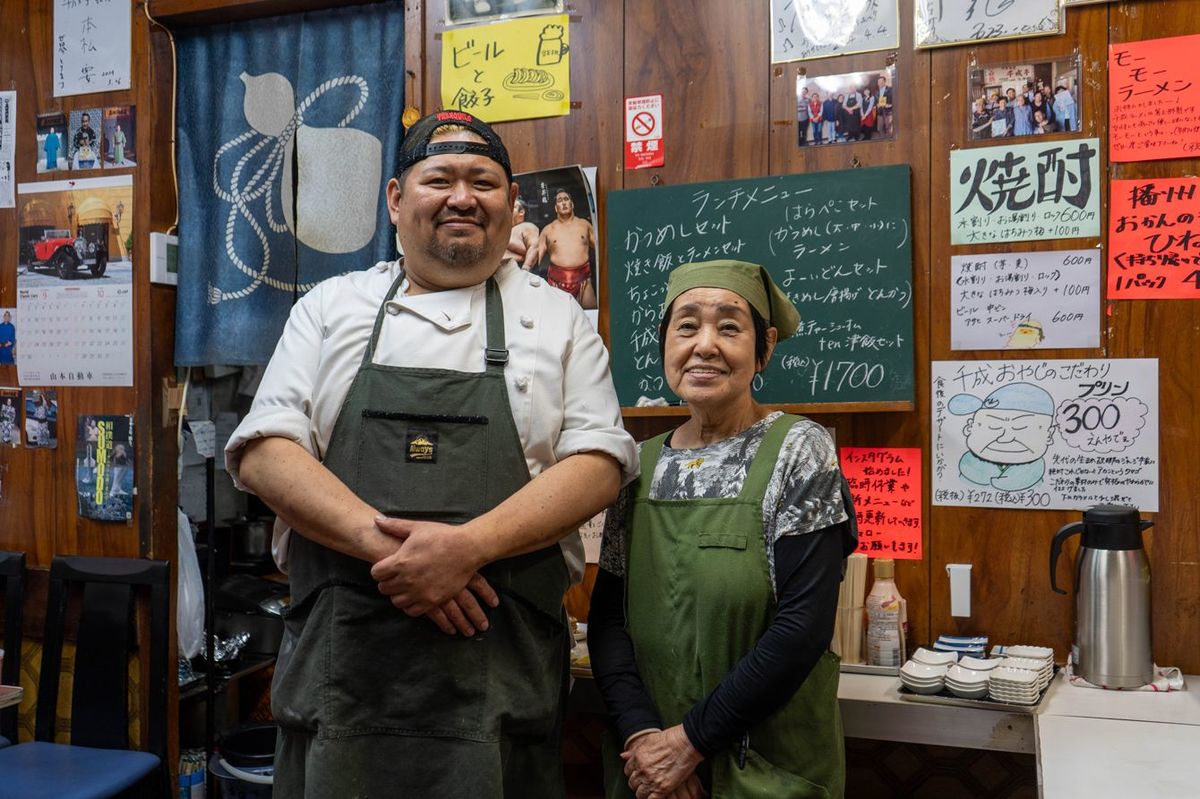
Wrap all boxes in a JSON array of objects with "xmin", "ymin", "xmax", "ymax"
[{"xmin": 964, "ymin": 409, "xmax": 1055, "ymax": 465}]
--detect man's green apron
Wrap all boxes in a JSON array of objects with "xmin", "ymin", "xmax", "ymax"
[
  {"xmin": 608, "ymin": 415, "xmax": 844, "ymax": 799},
  {"xmin": 274, "ymin": 268, "xmax": 570, "ymax": 797}
]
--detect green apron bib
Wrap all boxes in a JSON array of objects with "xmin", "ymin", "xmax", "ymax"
[
  {"xmin": 273, "ymin": 266, "xmax": 570, "ymax": 798},
  {"xmin": 607, "ymin": 414, "xmax": 844, "ymax": 799}
]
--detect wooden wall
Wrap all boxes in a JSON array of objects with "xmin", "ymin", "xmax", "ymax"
[
  {"xmin": 417, "ymin": 0, "xmax": 1200, "ymax": 672},
  {"xmin": 2, "ymin": 0, "xmax": 1197, "ymax": 772}
]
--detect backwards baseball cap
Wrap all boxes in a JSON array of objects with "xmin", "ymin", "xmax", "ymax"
[
  {"xmin": 396, "ymin": 110, "xmax": 513, "ymax": 183},
  {"xmin": 662, "ymin": 260, "xmax": 802, "ymax": 340}
]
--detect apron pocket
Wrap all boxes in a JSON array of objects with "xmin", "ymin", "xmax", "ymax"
[
  {"xmin": 324, "ymin": 586, "xmax": 492, "ymax": 740},
  {"xmin": 357, "ymin": 410, "xmax": 489, "ymax": 522},
  {"xmin": 697, "ymin": 530, "xmax": 748, "ymax": 549}
]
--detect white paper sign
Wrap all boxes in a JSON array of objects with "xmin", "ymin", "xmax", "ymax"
[
  {"xmin": 53, "ymin": 0, "xmax": 131, "ymax": 97},
  {"xmin": 771, "ymin": 0, "xmax": 899, "ymax": 63},
  {"xmin": 188, "ymin": 420, "xmax": 217, "ymax": 459},
  {"xmin": 914, "ymin": 0, "xmax": 1062, "ymax": 49},
  {"xmin": 579, "ymin": 510, "xmax": 605, "ymax": 564},
  {"xmin": 0, "ymin": 92, "xmax": 14, "ymax": 209},
  {"xmin": 951, "ymin": 249, "xmax": 1101, "ymax": 351},
  {"xmin": 933, "ymin": 359, "xmax": 1159, "ymax": 512}
]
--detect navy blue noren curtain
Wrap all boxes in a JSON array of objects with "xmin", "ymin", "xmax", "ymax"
[{"xmin": 175, "ymin": 2, "xmax": 404, "ymax": 366}]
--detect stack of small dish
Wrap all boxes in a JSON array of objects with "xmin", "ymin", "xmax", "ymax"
[
  {"xmin": 899, "ymin": 659, "xmax": 947, "ymax": 695},
  {"xmin": 931, "ymin": 634, "xmax": 988, "ymax": 657},
  {"xmin": 997, "ymin": 655, "xmax": 1053, "ymax": 691},
  {"xmin": 944, "ymin": 663, "xmax": 991, "ymax": 699},
  {"xmin": 987, "ymin": 666, "xmax": 1041, "ymax": 704}
]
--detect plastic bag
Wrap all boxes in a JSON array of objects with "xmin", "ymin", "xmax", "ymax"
[{"xmin": 177, "ymin": 508, "xmax": 205, "ymax": 659}]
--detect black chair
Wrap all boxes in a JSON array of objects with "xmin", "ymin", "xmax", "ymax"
[
  {"xmin": 0, "ymin": 555, "xmax": 170, "ymax": 798},
  {"xmin": 0, "ymin": 550, "xmax": 25, "ymax": 747}
]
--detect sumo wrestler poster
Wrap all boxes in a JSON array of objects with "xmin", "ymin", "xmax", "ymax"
[{"xmin": 932, "ymin": 359, "xmax": 1158, "ymax": 512}]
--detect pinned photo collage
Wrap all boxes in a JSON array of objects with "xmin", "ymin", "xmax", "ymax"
[{"xmin": 35, "ymin": 106, "xmax": 136, "ymax": 174}]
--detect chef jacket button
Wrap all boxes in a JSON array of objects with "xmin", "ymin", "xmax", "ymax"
[
  {"xmin": 520, "ymin": 315, "xmax": 534, "ymax": 328},
  {"xmin": 516, "ymin": 376, "xmax": 530, "ymax": 391},
  {"xmin": 529, "ymin": 277, "xmax": 542, "ymax": 287},
  {"xmin": 385, "ymin": 301, "xmax": 402, "ymax": 315}
]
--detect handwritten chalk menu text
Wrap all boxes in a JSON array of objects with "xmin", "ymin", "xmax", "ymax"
[
  {"xmin": 951, "ymin": 249, "xmax": 1101, "ymax": 351},
  {"xmin": 841, "ymin": 447, "xmax": 922, "ymax": 560},
  {"xmin": 950, "ymin": 139, "xmax": 1101, "ymax": 245},
  {"xmin": 1109, "ymin": 177, "xmax": 1200, "ymax": 299},
  {"xmin": 1109, "ymin": 34, "xmax": 1200, "ymax": 163},
  {"xmin": 54, "ymin": 0, "xmax": 131, "ymax": 97},
  {"xmin": 914, "ymin": 0, "xmax": 1062, "ymax": 49},
  {"xmin": 770, "ymin": 0, "xmax": 899, "ymax": 64},
  {"xmin": 606, "ymin": 165, "xmax": 914, "ymax": 407},
  {"xmin": 932, "ymin": 359, "xmax": 1159, "ymax": 512}
]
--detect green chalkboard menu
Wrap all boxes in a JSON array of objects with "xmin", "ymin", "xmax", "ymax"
[{"xmin": 606, "ymin": 165, "xmax": 915, "ymax": 409}]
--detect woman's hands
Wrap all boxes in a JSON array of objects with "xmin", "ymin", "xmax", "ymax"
[{"xmin": 622, "ymin": 725, "xmax": 706, "ymax": 799}]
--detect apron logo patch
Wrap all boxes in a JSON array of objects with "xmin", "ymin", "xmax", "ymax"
[{"xmin": 406, "ymin": 431, "xmax": 438, "ymax": 463}]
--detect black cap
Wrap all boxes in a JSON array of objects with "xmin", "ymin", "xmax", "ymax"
[{"xmin": 397, "ymin": 110, "xmax": 513, "ymax": 184}]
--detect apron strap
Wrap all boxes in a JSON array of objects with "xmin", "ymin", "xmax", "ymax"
[
  {"xmin": 483, "ymin": 276, "xmax": 509, "ymax": 371},
  {"xmin": 360, "ymin": 262, "xmax": 509, "ymax": 373},
  {"xmin": 739, "ymin": 414, "xmax": 802, "ymax": 501},
  {"xmin": 360, "ymin": 265, "xmax": 409, "ymax": 369},
  {"xmin": 633, "ymin": 431, "xmax": 672, "ymax": 502}
]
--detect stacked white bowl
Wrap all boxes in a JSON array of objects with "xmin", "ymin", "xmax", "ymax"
[
  {"xmin": 987, "ymin": 666, "xmax": 1041, "ymax": 704},
  {"xmin": 998, "ymin": 655, "xmax": 1053, "ymax": 691},
  {"xmin": 944, "ymin": 664, "xmax": 990, "ymax": 699},
  {"xmin": 899, "ymin": 659, "xmax": 948, "ymax": 694}
]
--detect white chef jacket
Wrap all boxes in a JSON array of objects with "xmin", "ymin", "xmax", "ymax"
[{"xmin": 225, "ymin": 258, "xmax": 638, "ymax": 580}]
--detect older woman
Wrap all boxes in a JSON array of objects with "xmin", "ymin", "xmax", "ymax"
[{"xmin": 590, "ymin": 260, "xmax": 857, "ymax": 799}]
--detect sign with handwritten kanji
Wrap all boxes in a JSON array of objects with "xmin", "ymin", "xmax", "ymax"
[
  {"xmin": 625, "ymin": 95, "xmax": 663, "ymax": 170},
  {"xmin": 1109, "ymin": 178, "xmax": 1200, "ymax": 299},
  {"xmin": 441, "ymin": 15, "xmax": 570, "ymax": 124},
  {"xmin": 933, "ymin": 359, "xmax": 1159, "ymax": 511},
  {"xmin": 0, "ymin": 92, "xmax": 13, "ymax": 209},
  {"xmin": 53, "ymin": 0, "xmax": 131, "ymax": 98},
  {"xmin": 841, "ymin": 447, "xmax": 922, "ymax": 560},
  {"xmin": 770, "ymin": 0, "xmax": 899, "ymax": 64},
  {"xmin": 1109, "ymin": 35, "xmax": 1200, "ymax": 162},
  {"xmin": 950, "ymin": 139, "xmax": 1101, "ymax": 245}
]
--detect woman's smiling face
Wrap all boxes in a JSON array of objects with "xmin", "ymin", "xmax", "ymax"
[{"xmin": 662, "ymin": 288, "xmax": 772, "ymax": 411}]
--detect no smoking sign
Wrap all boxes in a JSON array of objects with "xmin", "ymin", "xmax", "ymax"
[{"xmin": 625, "ymin": 94, "xmax": 663, "ymax": 170}]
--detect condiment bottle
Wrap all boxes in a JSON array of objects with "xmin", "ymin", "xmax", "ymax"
[{"xmin": 866, "ymin": 558, "xmax": 906, "ymax": 667}]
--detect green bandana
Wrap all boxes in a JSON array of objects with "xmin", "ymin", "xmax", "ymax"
[{"xmin": 662, "ymin": 260, "xmax": 801, "ymax": 339}]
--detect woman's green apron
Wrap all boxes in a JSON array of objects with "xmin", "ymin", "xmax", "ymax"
[
  {"xmin": 274, "ymin": 268, "xmax": 570, "ymax": 797},
  {"xmin": 608, "ymin": 414, "xmax": 844, "ymax": 798}
]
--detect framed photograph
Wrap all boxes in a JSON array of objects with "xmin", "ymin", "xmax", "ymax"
[
  {"xmin": 36, "ymin": 112, "xmax": 68, "ymax": 174},
  {"xmin": 445, "ymin": 0, "xmax": 563, "ymax": 25},
  {"xmin": 23, "ymin": 389, "xmax": 58, "ymax": 449},
  {"xmin": 0, "ymin": 387, "xmax": 21, "ymax": 448},
  {"xmin": 101, "ymin": 105, "xmax": 136, "ymax": 169},
  {"xmin": 915, "ymin": 0, "xmax": 1062, "ymax": 49},
  {"xmin": 968, "ymin": 57, "xmax": 1081, "ymax": 142},
  {"xmin": 68, "ymin": 108, "xmax": 102, "ymax": 171},
  {"xmin": 509, "ymin": 165, "xmax": 600, "ymax": 315},
  {"xmin": 797, "ymin": 64, "xmax": 897, "ymax": 147}
]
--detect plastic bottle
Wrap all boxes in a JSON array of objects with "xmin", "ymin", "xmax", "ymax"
[{"xmin": 866, "ymin": 558, "xmax": 906, "ymax": 667}]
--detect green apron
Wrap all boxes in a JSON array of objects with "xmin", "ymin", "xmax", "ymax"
[
  {"xmin": 273, "ymin": 266, "xmax": 570, "ymax": 798},
  {"xmin": 608, "ymin": 414, "xmax": 844, "ymax": 799}
]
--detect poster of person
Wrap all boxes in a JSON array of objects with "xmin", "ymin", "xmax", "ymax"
[
  {"xmin": 0, "ymin": 388, "xmax": 21, "ymax": 447},
  {"xmin": 68, "ymin": 108, "xmax": 102, "ymax": 170},
  {"xmin": 797, "ymin": 65, "xmax": 897, "ymax": 147},
  {"xmin": 101, "ymin": 105, "xmax": 136, "ymax": 168},
  {"xmin": 0, "ymin": 307, "xmax": 14, "ymax": 365},
  {"xmin": 932, "ymin": 359, "xmax": 1158, "ymax": 512},
  {"xmin": 23, "ymin": 389, "xmax": 58, "ymax": 449},
  {"xmin": 76, "ymin": 414, "xmax": 135, "ymax": 521},
  {"xmin": 510, "ymin": 165, "xmax": 601, "ymax": 321},
  {"xmin": 445, "ymin": 0, "xmax": 562, "ymax": 25},
  {"xmin": 968, "ymin": 56, "xmax": 1081, "ymax": 141},
  {"xmin": 36, "ymin": 112, "xmax": 68, "ymax": 174}
]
